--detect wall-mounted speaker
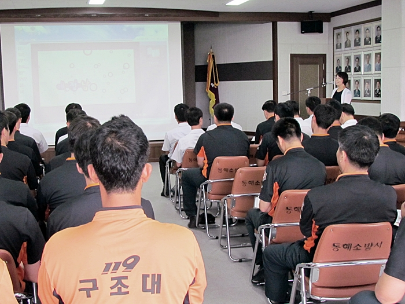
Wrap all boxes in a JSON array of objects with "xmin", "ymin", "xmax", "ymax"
[{"xmin": 301, "ymin": 20, "xmax": 323, "ymax": 34}]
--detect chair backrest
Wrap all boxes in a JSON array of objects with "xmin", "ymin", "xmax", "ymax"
[
  {"xmin": 207, "ymin": 156, "xmax": 249, "ymax": 199},
  {"xmin": 311, "ymin": 222, "xmax": 392, "ymax": 290},
  {"xmin": 181, "ymin": 149, "xmax": 199, "ymax": 169},
  {"xmin": 325, "ymin": 166, "xmax": 340, "ymax": 185},
  {"xmin": 270, "ymin": 189, "xmax": 308, "ymax": 244},
  {"xmin": 0, "ymin": 249, "xmax": 23, "ymax": 293},
  {"xmin": 228, "ymin": 166, "xmax": 265, "ymax": 218},
  {"xmin": 249, "ymin": 144, "xmax": 259, "ymax": 165},
  {"xmin": 392, "ymin": 184, "xmax": 405, "ymax": 209}
]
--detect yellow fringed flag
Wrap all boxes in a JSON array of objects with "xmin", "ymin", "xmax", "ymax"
[{"xmin": 206, "ymin": 50, "xmax": 220, "ymax": 116}]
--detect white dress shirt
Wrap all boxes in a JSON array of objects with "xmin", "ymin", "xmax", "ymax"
[
  {"xmin": 162, "ymin": 122, "xmax": 191, "ymax": 157},
  {"xmin": 341, "ymin": 119, "xmax": 358, "ymax": 129},
  {"xmin": 300, "ymin": 115, "xmax": 313, "ymax": 136},
  {"xmin": 19, "ymin": 123, "xmax": 48, "ymax": 153},
  {"xmin": 171, "ymin": 129, "xmax": 205, "ymax": 164},
  {"xmin": 206, "ymin": 121, "xmax": 243, "ymax": 131}
]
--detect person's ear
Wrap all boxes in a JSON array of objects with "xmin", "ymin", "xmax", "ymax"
[
  {"xmin": 87, "ymin": 164, "xmax": 100, "ymax": 184},
  {"xmin": 140, "ymin": 163, "xmax": 152, "ymax": 184},
  {"xmin": 76, "ymin": 163, "xmax": 84, "ymax": 175}
]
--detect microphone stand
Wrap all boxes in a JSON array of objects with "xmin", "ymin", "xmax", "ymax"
[{"xmin": 284, "ymin": 81, "xmax": 335, "ymax": 97}]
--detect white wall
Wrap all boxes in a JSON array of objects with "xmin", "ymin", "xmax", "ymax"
[
  {"xmin": 329, "ymin": 6, "xmax": 382, "ymax": 116},
  {"xmin": 194, "ymin": 23, "xmax": 273, "ymax": 131},
  {"xmin": 277, "ymin": 22, "xmax": 330, "ymax": 102}
]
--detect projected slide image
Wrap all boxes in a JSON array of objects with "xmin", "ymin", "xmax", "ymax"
[{"xmin": 33, "ymin": 44, "xmax": 137, "ymax": 107}]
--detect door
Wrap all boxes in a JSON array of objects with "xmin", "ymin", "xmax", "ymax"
[{"xmin": 290, "ymin": 54, "xmax": 326, "ymax": 119}]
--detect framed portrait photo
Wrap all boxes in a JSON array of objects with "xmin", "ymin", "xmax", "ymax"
[
  {"xmin": 343, "ymin": 27, "xmax": 353, "ymax": 50},
  {"xmin": 346, "ymin": 78, "xmax": 352, "ymax": 91},
  {"xmin": 362, "ymin": 78, "xmax": 372, "ymax": 99},
  {"xmin": 334, "ymin": 54, "xmax": 343, "ymax": 74},
  {"xmin": 362, "ymin": 51, "xmax": 373, "ymax": 74},
  {"xmin": 373, "ymin": 78, "xmax": 381, "ymax": 100},
  {"xmin": 352, "ymin": 78, "xmax": 362, "ymax": 99},
  {"xmin": 334, "ymin": 29, "xmax": 343, "ymax": 52},
  {"xmin": 353, "ymin": 26, "xmax": 362, "ymax": 48},
  {"xmin": 374, "ymin": 50, "xmax": 381, "ymax": 73},
  {"xmin": 343, "ymin": 53, "xmax": 352, "ymax": 74},
  {"xmin": 363, "ymin": 24, "xmax": 373, "ymax": 47},
  {"xmin": 353, "ymin": 54, "xmax": 362, "ymax": 74},
  {"xmin": 374, "ymin": 23, "xmax": 382, "ymax": 45}
]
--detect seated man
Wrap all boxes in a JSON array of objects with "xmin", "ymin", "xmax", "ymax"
[
  {"xmin": 350, "ymin": 217, "xmax": 405, "ymax": 304},
  {"xmin": 247, "ymin": 118, "xmax": 326, "ymax": 285},
  {"xmin": 37, "ymin": 116, "xmax": 89, "ymax": 220},
  {"xmin": 182, "ymin": 103, "xmax": 250, "ymax": 228},
  {"xmin": 358, "ymin": 117, "xmax": 405, "ymax": 185},
  {"xmin": 263, "ymin": 125, "xmax": 397, "ymax": 304},
  {"xmin": 55, "ymin": 103, "xmax": 82, "ymax": 147},
  {"xmin": 340, "ymin": 103, "xmax": 357, "ymax": 129},
  {"xmin": 380, "ymin": 113, "xmax": 405, "ymax": 156},
  {"xmin": 171, "ymin": 107, "xmax": 205, "ymax": 168},
  {"xmin": 0, "ymin": 112, "xmax": 38, "ymax": 190},
  {"xmin": 14, "ymin": 103, "xmax": 48, "ymax": 154},
  {"xmin": 6, "ymin": 107, "xmax": 42, "ymax": 167},
  {"xmin": 300, "ymin": 96, "xmax": 321, "ymax": 136},
  {"xmin": 303, "ymin": 104, "xmax": 339, "ymax": 166},
  {"xmin": 286, "ymin": 100, "xmax": 304, "ymax": 126},
  {"xmin": 47, "ymin": 117, "xmax": 155, "ymax": 239},
  {"xmin": 0, "ymin": 200, "xmax": 45, "ymax": 286},
  {"xmin": 55, "ymin": 108, "xmax": 87, "ymax": 156},
  {"xmin": 39, "ymin": 115, "xmax": 206, "ymax": 303},
  {"xmin": 159, "ymin": 104, "xmax": 190, "ymax": 196},
  {"xmin": 254, "ymin": 100, "xmax": 276, "ymax": 144},
  {"xmin": 255, "ymin": 103, "xmax": 295, "ymax": 166},
  {"xmin": 0, "ymin": 144, "xmax": 37, "ymax": 219},
  {"xmin": 326, "ymin": 99, "xmax": 343, "ymax": 140},
  {"xmin": 4, "ymin": 110, "xmax": 42, "ymax": 177}
]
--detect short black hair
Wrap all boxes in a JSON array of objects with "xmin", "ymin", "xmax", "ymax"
[
  {"xmin": 336, "ymin": 72, "xmax": 349, "ymax": 85},
  {"xmin": 326, "ymin": 99, "xmax": 342, "ymax": 121},
  {"xmin": 380, "ymin": 113, "xmax": 400, "ymax": 139},
  {"xmin": 341, "ymin": 104, "xmax": 355, "ymax": 116},
  {"xmin": 313, "ymin": 105, "xmax": 336, "ymax": 129},
  {"xmin": 358, "ymin": 117, "xmax": 383, "ymax": 138},
  {"xmin": 272, "ymin": 117, "xmax": 301, "ymax": 141},
  {"xmin": 66, "ymin": 109, "xmax": 87, "ymax": 123},
  {"xmin": 274, "ymin": 102, "xmax": 294, "ymax": 118},
  {"xmin": 5, "ymin": 107, "xmax": 21, "ymax": 120},
  {"xmin": 14, "ymin": 103, "xmax": 31, "ymax": 123},
  {"xmin": 65, "ymin": 103, "xmax": 82, "ymax": 114},
  {"xmin": 305, "ymin": 96, "xmax": 321, "ymax": 112},
  {"xmin": 74, "ymin": 117, "xmax": 101, "ymax": 178},
  {"xmin": 262, "ymin": 100, "xmax": 276, "ymax": 113},
  {"xmin": 68, "ymin": 116, "xmax": 99, "ymax": 153},
  {"xmin": 90, "ymin": 115, "xmax": 150, "ymax": 193},
  {"xmin": 338, "ymin": 125, "xmax": 379, "ymax": 168},
  {"xmin": 355, "ymin": 29, "xmax": 360, "ymax": 34},
  {"xmin": 4, "ymin": 111, "xmax": 17, "ymax": 133},
  {"xmin": 214, "ymin": 103, "xmax": 234, "ymax": 122},
  {"xmin": 174, "ymin": 104, "xmax": 189, "ymax": 122},
  {"xmin": 286, "ymin": 100, "xmax": 299, "ymax": 115},
  {"xmin": 185, "ymin": 107, "xmax": 203, "ymax": 126},
  {"xmin": 0, "ymin": 112, "xmax": 9, "ymax": 134}
]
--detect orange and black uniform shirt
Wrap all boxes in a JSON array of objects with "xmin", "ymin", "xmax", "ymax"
[
  {"xmin": 302, "ymin": 134, "xmax": 339, "ymax": 166},
  {"xmin": 259, "ymin": 147, "xmax": 326, "ymax": 216},
  {"xmin": 300, "ymin": 174, "xmax": 397, "ymax": 255},
  {"xmin": 39, "ymin": 206, "xmax": 207, "ymax": 304},
  {"xmin": 368, "ymin": 145, "xmax": 405, "ymax": 185}
]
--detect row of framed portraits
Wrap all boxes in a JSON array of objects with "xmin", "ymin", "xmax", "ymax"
[
  {"xmin": 334, "ymin": 50, "xmax": 381, "ymax": 75},
  {"xmin": 334, "ymin": 21, "xmax": 381, "ymax": 52},
  {"xmin": 345, "ymin": 77, "xmax": 381, "ymax": 100}
]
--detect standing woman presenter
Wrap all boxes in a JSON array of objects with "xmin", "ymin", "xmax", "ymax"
[{"xmin": 331, "ymin": 71, "xmax": 352, "ymax": 104}]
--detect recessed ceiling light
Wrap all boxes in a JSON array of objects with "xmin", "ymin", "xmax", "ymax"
[
  {"xmin": 226, "ymin": 0, "xmax": 249, "ymax": 5},
  {"xmin": 88, "ymin": 0, "xmax": 106, "ymax": 5}
]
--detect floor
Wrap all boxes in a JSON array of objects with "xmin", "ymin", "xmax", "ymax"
[
  {"xmin": 144, "ymin": 163, "xmax": 350, "ymax": 304},
  {"xmin": 144, "ymin": 162, "xmax": 269, "ymax": 303}
]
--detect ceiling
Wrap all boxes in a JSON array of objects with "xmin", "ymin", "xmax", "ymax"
[{"xmin": 0, "ymin": 0, "xmax": 375, "ymax": 13}]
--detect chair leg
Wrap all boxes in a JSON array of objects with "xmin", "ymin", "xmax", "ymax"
[
  {"xmin": 299, "ymin": 267, "xmax": 307, "ymax": 304},
  {"xmin": 32, "ymin": 282, "xmax": 38, "ymax": 304},
  {"xmin": 289, "ymin": 268, "xmax": 300, "ymax": 304},
  {"xmin": 250, "ymin": 232, "xmax": 260, "ymax": 280}
]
